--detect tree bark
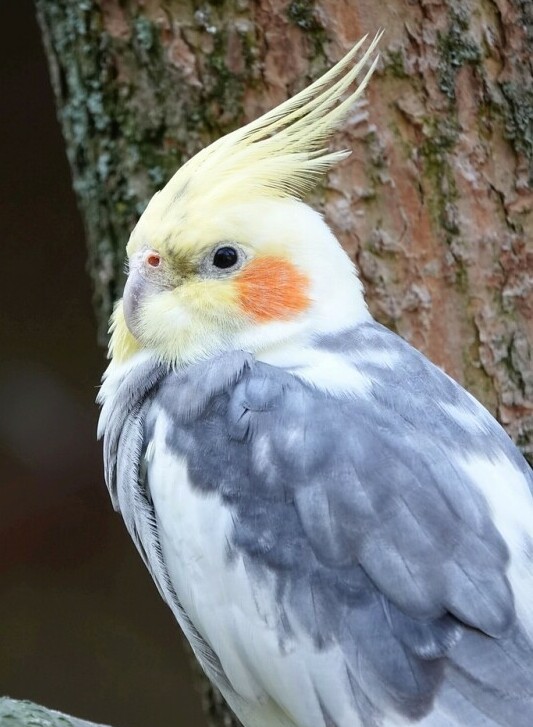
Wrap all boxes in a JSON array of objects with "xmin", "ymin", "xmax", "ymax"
[{"xmin": 32, "ymin": 0, "xmax": 533, "ymax": 725}]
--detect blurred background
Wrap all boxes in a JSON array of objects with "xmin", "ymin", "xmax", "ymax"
[{"xmin": 0, "ymin": 2, "xmax": 203, "ymax": 725}]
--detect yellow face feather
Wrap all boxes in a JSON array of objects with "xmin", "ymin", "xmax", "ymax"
[
  {"xmin": 109, "ymin": 34, "xmax": 381, "ymax": 366},
  {"xmin": 108, "ymin": 301, "xmax": 140, "ymax": 363}
]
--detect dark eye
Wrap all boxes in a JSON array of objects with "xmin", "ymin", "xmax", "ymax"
[{"xmin": 213, "ymin": 246, "xmax": 238, "ymax": 269}]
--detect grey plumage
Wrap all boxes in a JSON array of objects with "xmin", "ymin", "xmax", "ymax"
[
  {"xmin": 99, "ymin": 355, "xmax": 230, "ymax": 690},
  {"xmin": 99, "ymin": 322, "xmax": 533, "ymax": 726}
]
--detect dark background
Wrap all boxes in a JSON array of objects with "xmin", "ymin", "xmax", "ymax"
[{"xmin": 0, "ymin": 2, "xmax": 203, "ymax": 725}]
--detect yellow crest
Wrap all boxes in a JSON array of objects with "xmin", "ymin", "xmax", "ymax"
[
  {"xmin": 110, "ymin": 34, "xmax": 382, "ymax": 364},
  {"xmin": 127, "ymin": 33, "xmax": 381, "ymax": 257}
]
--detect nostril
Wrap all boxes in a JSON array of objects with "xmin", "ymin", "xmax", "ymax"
[{"xmin": 145, "ymin": 252, "xmax": 161, "ymax": 268}]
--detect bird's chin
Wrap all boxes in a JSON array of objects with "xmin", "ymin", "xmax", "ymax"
[
  {"xmin": 135, "ymin": 317, "xmax": 230, "ymax": 368},
  {"xmin": 131, "ymin": 295, "xmax": 193, "ymax": 352}
]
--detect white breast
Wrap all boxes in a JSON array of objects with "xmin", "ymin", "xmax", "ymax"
[
  {"xmin": 457, "ymin": 452, "xmax": 533, "ymax": 642},
  {"xmin": 146, "ymin": 408, "xmax": 305, "ymax": 727}
]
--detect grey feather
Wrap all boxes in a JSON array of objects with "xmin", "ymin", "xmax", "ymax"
[
  {"xmin": 99, "ymin": 321, "xmax": 533, "ymax": 726},
  {"xmin": 98, "ymin": 358, "xmax": 234, "ymax": 693}
]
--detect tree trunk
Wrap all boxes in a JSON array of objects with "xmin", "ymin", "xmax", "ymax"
[{"xmin": 32, "ymin": 0, "xmax": 533, "ymax": 724}]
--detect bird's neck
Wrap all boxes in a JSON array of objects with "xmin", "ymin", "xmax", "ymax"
[{"xmin": 232, "ymin": 283, "xmax": 372, "ymax": 396}]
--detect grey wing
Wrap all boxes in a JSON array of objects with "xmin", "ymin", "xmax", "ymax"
[
  {"xmin": 99, "ymin": 358, "xmax": 171, "ymax": 596},
  {"xmin": 99, "ymin": 351, "xmax": 252, "ymax": 532},
  {"xmin": 97, "ymin": 358, "xmax": 231, "ymax": 689},
  {"xmin": 157, "ymin": 324, "xmax": 533, "ymax": 726}
]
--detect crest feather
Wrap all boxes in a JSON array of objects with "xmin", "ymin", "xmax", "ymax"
[{"xmin": 144, "ymin": 33, "xmax": 382, "ymax": 220}]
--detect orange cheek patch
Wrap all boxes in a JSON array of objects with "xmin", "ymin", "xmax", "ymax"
[{"xmin": 235, "ymin": 257, "xmax": 311, "ymax": 323}]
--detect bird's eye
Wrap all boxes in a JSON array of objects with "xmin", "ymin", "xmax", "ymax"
[
  {"xmin": 213, "ymin": 246, "xmax": 238, "ymax": 269},
  {"xmin": 144, "ymin": 251, "xmax": 161, "ymax": 268}
]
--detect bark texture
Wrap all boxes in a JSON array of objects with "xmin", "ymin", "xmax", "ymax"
[{"xmin": 33, "ymin": 0, "xmax": 533, "ymax": 725}]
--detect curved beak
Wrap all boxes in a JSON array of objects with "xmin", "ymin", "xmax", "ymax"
[{"xmin": 123, "ymin": 251, "xmax": 166, "ymax": 337}]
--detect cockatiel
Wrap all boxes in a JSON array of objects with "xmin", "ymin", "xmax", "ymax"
[{"xmin": 98, "ymin": 34, "xmax": 533, "ymax": 727}]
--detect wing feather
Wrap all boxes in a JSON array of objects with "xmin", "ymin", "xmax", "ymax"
[{"xmin": 99, "ymin": 323, "xmax": 533, "ymax": 726}]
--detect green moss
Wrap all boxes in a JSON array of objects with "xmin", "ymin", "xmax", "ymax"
[
  {"xmin": 286, "ymin": 1, "xmax": 327, "ymax": 57},
  {"xmin": 384, "ymin": 49, "xmax": 408, "ymax": 79},
  {"xmin": 419, "ymin": 118, "xmax": 460, "ymax": 235},
  {"xmin": 205, "ymin": 33, "xmax": 246, "ymax": 123},
  {"xmin": 189, "ymin": 3, "xmax": 260, "ymax": 135},
  {"xmin": 417, "ymin": 116, "xmax": 474, "ymax": 288},
  {"xmin": 499, "ymin": 82, "xmax": 533, "ymax": 181},
  {"xmin": 360, "ymin": 129, "xmax": 388, "ymax": 201},
  {"xmin": 287, "ymin": 1, "xmax": 318, "ymax": 31},
  {"xmin": 462, "ymin": 331, "xmax": 498, "ymax": 409},
  {"xmin": 437, "ymin": 11, "xmax": 480, "ymax": 100},
  {"xmin": 133, "ymin": 15, "xmax": 155, "ymax": 52}
]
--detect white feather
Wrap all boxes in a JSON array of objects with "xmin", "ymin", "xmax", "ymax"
[
  {"xmin": 457, "ymin": 452, "xmax": 533, "ymax": 642},
  {"xmin": 97, "ymin": 350, "xmax": 153, "ymax": 433},
  {"xmin": 257, "ymin": 343, "xmax": 373, "ymax": 396}
]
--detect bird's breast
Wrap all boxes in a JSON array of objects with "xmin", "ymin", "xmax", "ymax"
[
  {"xmin": 146, "ymin": 409, "xmax": 232, "ymax": 631},
  {"xmin": 145, "ymin": 407, "xmax": 275, "ymax": 704}
]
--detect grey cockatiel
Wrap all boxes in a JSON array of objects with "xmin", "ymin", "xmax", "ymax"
[{"xmin": 98, "ymin": 35, "xmax": 533, "ymax": 727}]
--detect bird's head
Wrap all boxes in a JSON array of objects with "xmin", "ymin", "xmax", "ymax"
[{"xmin": 108, "ymin": 34, "xmax": 381, "ymax": 368}]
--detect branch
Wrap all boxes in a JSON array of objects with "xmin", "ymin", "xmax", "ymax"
[{"xmin": 0, "ymin": 697, "xmax": 112, "ymax": 727}]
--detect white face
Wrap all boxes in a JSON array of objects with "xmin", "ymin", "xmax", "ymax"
[{"xmin": 112, "ymin": 199, "xmax": 368, "ymax": 366}]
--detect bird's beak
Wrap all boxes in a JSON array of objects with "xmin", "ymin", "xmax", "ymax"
[{"xmin": 123, "ymin": 250, "xmax": 168, "ymax": 338}]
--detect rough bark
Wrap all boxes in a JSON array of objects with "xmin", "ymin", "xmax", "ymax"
[{"xmin": 32, "ymin": 0, "xmax": 533, "ymax": 725}]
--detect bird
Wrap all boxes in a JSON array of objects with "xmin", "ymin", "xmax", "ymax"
[{"xmin": 98, "ymin": 33, "xmax": 533, "ymax": 727}]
